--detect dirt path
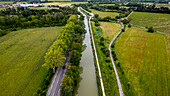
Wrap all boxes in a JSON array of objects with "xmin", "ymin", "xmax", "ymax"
[{"xmin": 108, "ymin": 22, "xmax": 124, "ymax": 96}]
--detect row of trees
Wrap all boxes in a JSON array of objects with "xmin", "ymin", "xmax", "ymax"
[
  {"xmin": 0, "ymin": 7, "xmax": 79, "ymax": 37},
  {"xmin": 33, "ymin": 15, "xmax": 79, "ymax": 96},
  {"xmin": 43, "ymin": 15, "xmax": 78, "ymax": 72},
  {"xmin": 127, "ymin": 2, "xmax": 170, "ymax": 14},
  {"xmin": 60, "ymin": 14, "xmax": 86, "ymax": 96}
]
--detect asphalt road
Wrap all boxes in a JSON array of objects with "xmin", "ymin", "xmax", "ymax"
[{"xmin": 46, "ymin": 53, "xmax": 69, "ymax": 96}]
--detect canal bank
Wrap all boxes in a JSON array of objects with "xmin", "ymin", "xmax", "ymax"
[{"xmin": 76, "ymin": 8, "xmax": 98, "ymax": 96}]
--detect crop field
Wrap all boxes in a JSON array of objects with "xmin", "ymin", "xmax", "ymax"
[
  {"xmin": 0, "ymin": 26, "xmax": 62, "ymax": 96},
  {"xmin": 91, "ymin": 22, "xmax": 122, "ymax": 96},
  {"xmin": 129, "ymin": 12, "xmax": 170, "ymax": 27},
  {"xmin": 42, "ymin": 2, "xmax": 87, "ymax": 6},
  {"xmin": 89, "ymin": 9, "xmax": 119, "ymax": 18},
  {"xmin": 115, "ymin": 27, "xmax": 170, "ymax": 96}
]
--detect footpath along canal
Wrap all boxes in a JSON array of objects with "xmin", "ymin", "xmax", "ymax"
[{"xmin": 76, "ymin": 8, "xmax": 98, "ymax": 96}]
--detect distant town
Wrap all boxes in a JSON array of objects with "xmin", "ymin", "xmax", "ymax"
[{"xmin": 0, "ymin": 3, "xmax": 43, "ymax": 8}]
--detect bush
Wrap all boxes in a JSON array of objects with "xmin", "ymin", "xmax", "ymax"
[
  {"xmin": 128, "ymin": 24, "xmax": 131, "ymax": 28},
  {"xmin": 95, "ymin": 22, "xmax": 100, "ymax": 26},
  {"xmin": 122, "ymin": 19, "xmax": 129, "ymax": 24},
  {"xmin": 147, "ymin": 27, "xmax": 154, "ymax": 33},
  {"xmin": 105, "ymin": 57, "xmax": 111, "ymax": 62},
  {"xmin": 122, "ymin": 29, "xmax": 125, "ymax": 32}
]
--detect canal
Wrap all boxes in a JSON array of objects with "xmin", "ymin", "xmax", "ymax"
[{"xmin": 76, "ymin": 7, "xmax": 98, "ymax": 96}]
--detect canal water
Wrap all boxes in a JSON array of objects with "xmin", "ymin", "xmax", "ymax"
[{"xmin": 76, "ymin": 8, "xmax": 98, "ymax": 96}]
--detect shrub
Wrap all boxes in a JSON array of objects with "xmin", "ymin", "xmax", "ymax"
[
  {"xmin": 128, "ymin": 24, "xmax": 131, "ymax": 28},
  {"xmin": 122, "ymin": 29, "xmax": 125, "ymax": 32},
  {"xmin": 95, "ymin": 22, "xmax": 100, "ymax": 26},
  {"xmin": 122, "ymin": 19, "xmax": 129, "ymax": 24},
  {"xmin": 147, "ymin": 27, "xmax": 154, "ymax": 33}
]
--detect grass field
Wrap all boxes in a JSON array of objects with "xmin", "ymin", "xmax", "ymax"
[
  {"xmin": 0, "ymin": 2, "xmax": 13, "ymax": 4},
  {"xmin": 91, "ymin": 22, "xmax": 122, "ymax": 96},
  {"xmin": 156, "ymin": 4, "xmax": 170, "ymax": 8},
  {"xmin": 0, "ymin": 8, "xmax": 5, "ymax": 10},
  {"xmin": 129, "ymin": 12, "xmax": 170, "ymax": 27},
  {"xmin": 0, "ymin": 2, "xmax": 26, "ymax": 4},
  {"xmin": 115, "ymin": 27, "xmax": 170, "ymax": 96},
  {"xmin": 89, "ymin": 9, "xmax": 119, "ymax": 18},
  {"xmin": 155, "ymin": 26, "xmax": 170, "ymax": 34},
  {"xmin": 100, "ymin": 22, "xmax": 121, "ymax": 46},
  {"xmin": 0, "ymin": 27, "xmax": 62, "ymax": 96},
  {"xmin": 42, "ymin": 2, "xmax": 87, "ymax": 6},
  {"xmin": 99, "ymin": 4, "xmax": 115, "ymax": 6}
]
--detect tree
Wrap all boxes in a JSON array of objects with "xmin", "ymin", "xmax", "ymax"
[
  {"xmin": 128, "ymin": 24, "xmax": 131, "ymax": 28},
  {"xmin": 61, "ymin": 75, "xmax": 74, "ymax": 96},
  {"xmin": 147, "ymin": 27, "xmax": 154, "ymax": 33},
  {"xmin": 70, "ymin": 50, "xmax": 82, "ymax": 66},
  {"xmin": 43, "ymin": 46, "xmax": 66, "ymax": 72},
  {"xmin": 74, "ymin": 25, "xmax": 86, "ymax": 34},
  {"xmin": 72, "ymin": 43, "xmax": 82, "ymax": 53}
]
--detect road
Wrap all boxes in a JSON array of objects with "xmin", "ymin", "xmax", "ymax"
[
  {"xmin": 108, "ymin": 22, "xmax": 124, "ymax": 96},
  {"xmin": 78, "ymin": 7, "xmax": 106, "ymax": 96},
  {"xmin": 46, "ymin": 53, "xmax": 69, "ymax": 96}
]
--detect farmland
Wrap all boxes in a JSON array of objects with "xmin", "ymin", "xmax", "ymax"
[
  {"xmin": 91, "ymin": 22, "xmax": 122, "ymax": 96},
  {"xmin": 0, "ymin": 26, "xmax": 62, "ymax": 96},
  {"xmin": 155, "ymin": 26, "xmax": 170, "ymax": 34},
  {"xmin": 89, "ymin": 9, "xmax": 119, "ymax": 18},
  {"xmin": 42, "ymin": 2, "xmax": 87, "ymax": 7},
  {"xmin": 100, "ymin": 22, "xmax": 121, "ymax": 46},
  {"xmin": 115, "ymin": 27, "xmax": 170, "ymax": 96},
  {"xmin": 156, "ymin": 4, "xmax": 170, "ymax": 8},
  {"xmin": 99, "ymin": 4, "xmax": 115, "ymax": 6},
  {"xmin": 129, "ymin": 12, "xmax": 170, "ymax": 27}
]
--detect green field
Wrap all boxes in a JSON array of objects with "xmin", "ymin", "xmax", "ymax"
[
  {"xmin": 89, "ymin": 9, "xmax": 119, "ymax": 18},
  {"xmin": 0, "ymin": 27, "xmax": 62, "ymax": 95},
  {"xmin": 100, "ymin": 22, "xmax": 121, "ymax": 45},
  {"xmin": 99, "ymin": 4, "xmax": 115, "ymax": 6},
  {"xmin": 129, "ymin": 12, "xmax": 170, "ymax": 27},
  {"xmin": 156, "ymin": 4, "xmax": 170, "ymax": 8},
  {"xmin": 91, "ymin": 22, "xmax": 122, "ymax": 96},
  {"xmin": 0, "ymin": 8, "xmax": 5, "ymax": 10},
  {"xmin": 155, "ymin": 26, "xmax": 170, "ymax": 34},
  {"xmin": 0, "ymin": 2, "xmax": 13, "ymax": 4},
  {"xmin": 115, "ymin": 27, "xmax": 170, "ymax": 96}
]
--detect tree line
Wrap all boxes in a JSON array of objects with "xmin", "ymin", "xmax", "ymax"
[
  {"xmin": 34, "ymin": 15, "xmax": 82, "ymax": 96},
  {"xmin": 0, "ymin": 7, "xmax": 79, "ymax": 37},
  {"xmin": 60, "ymin": 14, "xmax": 86, "ymax": 96}
]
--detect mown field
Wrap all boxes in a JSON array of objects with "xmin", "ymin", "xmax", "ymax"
[
  {"xmin": 129, "ymin": 12, "xmax": 170, "ymax": 27},
  {"xmin": 91, "ymin": 22, "xmax": 122, "ymax": 96},
  {"xmin": 0, "ymin": 27, "xmax": 62, "ymax": 96},
  {"xmin": 89, "ymin": 9, "xmax": 119, "ymax": 18},
  {"xmin": 115, "ymin": 27, "xmax": 170, "ymax": 96},
  {"xmin": 42, "ymin": 2, "xmax": 87, "ymax": 6}
]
